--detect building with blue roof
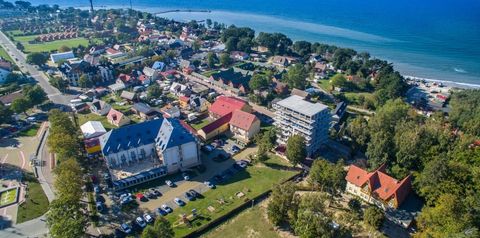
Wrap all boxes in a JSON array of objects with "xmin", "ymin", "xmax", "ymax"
[{"xmin": 99, "ymin": 117, "xmax": 200, "ymax": 190}]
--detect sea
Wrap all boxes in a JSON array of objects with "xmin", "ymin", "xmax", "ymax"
[{"xmin": 28, "ymin": 0, "xmax": 480, "ymax": 88}]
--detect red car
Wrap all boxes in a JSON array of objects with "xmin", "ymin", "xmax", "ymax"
[{"xmin": 136, "ymin": 193, "xmax": 148, "ymax": 202}]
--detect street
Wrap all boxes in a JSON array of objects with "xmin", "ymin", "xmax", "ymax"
[{"xmin": 0, "ymin": 30, "xmax": 73, "ymax": 106}]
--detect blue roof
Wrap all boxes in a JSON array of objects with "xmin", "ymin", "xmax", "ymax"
[{"xmin": 100, "ymin": 117, "xmax": 196, "ymax": 156}]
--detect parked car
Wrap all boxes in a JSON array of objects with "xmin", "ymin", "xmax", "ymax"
[
  {"xmin": 94, "ymin": 185, "xmax": 100, "ymax": 194},
  {"xmin": 121, "ymin": 223, "xmax": 132, "ymax": 234},
  {"xmin": 185, "ymin": 192, "xmax": 195, "ymax": 201},
  {"xmin": 165, "ymin": 180, "xmax": 175, "ymax": 187},
  {"xmin": 96, "ymin": 202, "xmax": 104, "ymax": 212},
  {"xmin": 162, "ymin": 204, "xmax": 173, "ymax": 213},
  {"xmin": 145, "ymin": 191, "xmax": 156, "ymax": 199},
  {"xmin": 151, "ymin": 189, "xmax": 162, "ymax": 197},
  {"xmin": 174, "ymin": 197, "xmax": 185, "ymax": 206},
  {"xmin": 136, "ymin": 193, "xmax": 148, "ymax": 202},
  {"xmin": 188, "ymin": 189, "xmax": 200, "ymax": 198},
  {"xmin": 136, "ymin": 217, "xmax": 147, "ymax": 228},
  {"xmin": 143, "ymin": 213, "xmax": 154, "ymax": 223},
  {"xmin": 156, "ymin": 207, "xmax": 168, "ymax": 216},
  {"xmin": 204, "ymin": 181, "xmax": 216, "ymax": 189},
  {"xmin": 231, "ymin": 145, "xmax": 240, "ymax": 153},
  {"xmin": 182, "ymin": 172, "xmax": 190, "ymax": 181}
]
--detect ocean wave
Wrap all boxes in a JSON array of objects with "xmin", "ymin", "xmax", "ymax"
[
  {"xmin": 404, "ymin": 75, "xmax": 480, "ymax": 89},
  {"xmin": 454, "ymin": 67, "xmax": 467, "ymax": 73}
]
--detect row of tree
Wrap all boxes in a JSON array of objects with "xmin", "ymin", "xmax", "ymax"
[
  {"xmin": 10, "ymin": 84, "xmax": 47, "ymax": 116},
  {"xmin": 45, "ymin": 110, "xmax": 87, "ymax": 238}
]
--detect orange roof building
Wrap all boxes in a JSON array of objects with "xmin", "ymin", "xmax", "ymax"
[
  {"xmin": 208, "ymin": 96, "xmax": 251, "ymax": 120},
  {"xmin": 345, "ymin": 164, "xmax": 412, "ymax": 209}
]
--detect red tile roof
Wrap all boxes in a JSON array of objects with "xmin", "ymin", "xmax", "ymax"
[
  {"xmin": 106, "ymin": 48, "xmax": 120, "ymax": 55},
  {"xmin": 346, "ymin": 164, "xmax": 412, "ymax": 207},
  {"xmin": 200, "ymin": 113, "xmax": 232, "ymax": 134},
  {"xmin": 107, "ymin": 108, "xmax": 125, "ymax": 124},
  {"xmin": 209, "ymin": 96, "xmax": 247, "ymax": 118},
  {"xmin": 118, "ymin": 73, "xmax": 132, "ymax": 82},
  {"xmin": 179, "ymin": 96, "xmax": 189, "ymax": 103},
  {"xmin": 138, "ymin": 75, "xmax": 148, "ymax": 82},
  {"xmin": 229, "ymin": 110, "xmax": 258, "ymax": 131}
]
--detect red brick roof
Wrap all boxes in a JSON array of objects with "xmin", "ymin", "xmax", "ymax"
[
  {"xmin": 200, "ymin": 113, "xmax": 232, "ymax": 134},
  {"xmin": 118, "ymin": 73, "xmax": 132, "ymax": 82},
  {"xmin": 179, "ymin": 96, "xmax": 189, "ymax": 103},
  {"xmin": 106, "ymin": 48, "xmax": 120, "ymax": 55},
  {"xmin": 229, "ymin": 110, "xmax": 258, "ymax": 131},
  {"xmin": 346, "ymin": 164, "xmax": 411, "ymax": 207},
  {"xmin": 209, "ymin": 96, "xmax": 247, "ymax": 118}
]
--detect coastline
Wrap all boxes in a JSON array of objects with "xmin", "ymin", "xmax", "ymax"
[{"xmin": 77, "ymin": 5, "xmax": 480, "ymax": 89}]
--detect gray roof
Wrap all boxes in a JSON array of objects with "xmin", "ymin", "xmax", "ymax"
[{"xmin": 275, "ymin": 95, "xmax": 328, "ymax": 116}]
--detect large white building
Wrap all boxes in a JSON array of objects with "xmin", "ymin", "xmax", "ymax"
[
  {"xmin": 273, "ymin": 95, "xmax": 330, "ymax": 157},
  {"xmin": 99, "ymin": 117, "xmax": 200, "ymax": 190}
]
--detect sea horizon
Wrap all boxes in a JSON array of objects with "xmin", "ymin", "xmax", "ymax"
[{"xmin": 26, "ymin": 0, "xmax": 480, "ymax": 88}]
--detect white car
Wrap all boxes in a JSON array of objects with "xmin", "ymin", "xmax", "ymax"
[
  {"xmin": 182, "ymin": 172, "xmax": 190, "ymax": 181},
  {"xmin": 143, "ymin": 213, "xmax": 154, "ymax": 223},
  {"xmin": 204, "ymin": 181, "xmax": 216, "ymax": 189},
  {"xmin": 136, "ymin": 216, "xmax": 147, "ymax": 228},
  {"xmin": 165, "ymin": 180, "xmax": 174, "ymax": 187},
  {"xmin": 174, "ymin": 197, "xmax": 185, "ymax": 206}
]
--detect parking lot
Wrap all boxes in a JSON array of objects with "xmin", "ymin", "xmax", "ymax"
[{"xmin": 88, "ymin": 140, "xmax": 257, "ymax": 236}]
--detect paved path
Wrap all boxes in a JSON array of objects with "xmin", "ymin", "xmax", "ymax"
[{"xmin": 0, "ymin": 30, "xmax": 72, "ymax": 106}]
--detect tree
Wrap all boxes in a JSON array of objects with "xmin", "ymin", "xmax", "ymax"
[
  {"xmin": 54, "ymin": 159, "xmax": 84, "ymax": 202},
  {"xmin": 292, "ymin": 40, "xmax": 312, "ymax": 57},
  {"xmin": 257, "ymin": 128, "xmax": 276, "ymax": 155},
  {"xmin": 416, "ymin": 194, "xmax": 476, "ymax": 238},
  {"xmin": 24, "ymin": 85, "xmax": 47, "ymax": 106},
  {"xmin": 49, "ymin": 76, "xmax": 68, "ymax": 92},
  {"xmin": 363, "ymin": 206, "xmax": 384, "ymax": 230},
  {"xmin": 206, "ymin": 19, "xmax": 212, "ymax": 28},
  {"xmin": 348, "ymin": 198, "xmax": 362, "ymax": 217},
  {"xmin": 219, "ymin": 53, "xmax": 232, "ymax": 67},
  {"xmin": 78, "ymin": 74, "xmax": 92, "ymax": 88},
  {"xmin": 0, "ymin": 103, "xmax": 12, "ymax": 124},
  {"xmin": 267, "ymin": 182, "xmax": 297, "ymax": 226},
  {"xmin": 15, "ymin": 0, "xmax": 31, "ymax": 9},
  {"xmin": 449, "ymin": 90, "xmax": 480, "ymax": 136},
  {"xmin": 10, "ymin": 97, "xmax": 30, "ymax": 115},
  {"xmin": 147, "ymin": 83, "xmax": 162, "ymax": 99},
  {"xmin": 5, "ymin": 72, "xmax": 21, "ymax": 84},
  {"xmin": 308, "ymin": 159, "xmax": 345, "ymax": 196},
  {"xmin": 249, "ymin": 74, "xmax": 270, "ymax": 90},
  {"xmin": 256, "ymin": 32, "xmax": 292, "ymax": 55},
  {"xmin": 15, "ymin": 42, "xmax": 24, "ymax": 51},
  {"xmin": 26, "ymin": 52, "xmax": 47, "ymax": 66},
  {"xmin": 283, "ymin": 64, "xmax": 308, "ymax": 90},
  {"xmin": 206, "ymin": 52, "xmax": 217, "ymax": 68},
  {"xmin": 58, "ymin": 45, "xmax": 71, "ymax": 53},
  {"xmin": 48, "ymin": 133, "xmax": 81, "ymax": 160},
  {"xmin": 141, "ymin": 217, "xmax": 174, "ymax": 238},
  {"xmin": 47, "ymin": 199, "xmax": 88, "ymax": 238},
  {"xmin": 286, "ymin": 134, "xmax": 306, "ymax": 166},
  {"xmin": 293, "ymin": 193, "xmax": 334, "ymax": 238},
  {"xmin": 330, "ymin": 74, "xmax": 348, "ymax": 88}
]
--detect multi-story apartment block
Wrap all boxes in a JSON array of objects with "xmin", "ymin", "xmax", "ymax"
[{"xmin": 273, "ymin": 95, "xmax": 330, "ymax": 157}]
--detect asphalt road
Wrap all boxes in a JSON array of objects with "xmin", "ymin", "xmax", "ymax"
[{"xmin": 0, "ymin": 30, "xmax": 72, "ymax": 106}]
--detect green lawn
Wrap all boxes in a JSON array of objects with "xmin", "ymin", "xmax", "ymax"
[
  {"xmin": 18, "ymin": 124, "xmax": 39, "ymax": 137},
  {"xmin": 0, "ymin": 45, "xmax": 14, "ymax": 63},
  {"xmin": 0, "ymin": 188, "xmax": 18, "ymax": 206},
  {"xmin": 167, "ymin": 155, "xmax": 299, "ymax": 237},
  {"xmin": 190, "ymin": 118, "xmax": 211, "ymax": 130},
  {"xmin": 16, "ymin": 174, "xmax": 49, "ymax": 223},
  {"xmin": 316, "ymin": 78, "xmax": 333, "ymax": 92},
  {"xmin": 77, "ymin": 112, "xmax": 117, "ymax": 130},
  {"xmin": 202, "ymin": 203, "xmax": 280, "ymax": 238},
  {"xmin": 11, "ymin": 34, "xmax": 90, "ymax": 53},
  {"xmin": 343, "ymin": 92, "xmax": 375, "ymax": 105}
]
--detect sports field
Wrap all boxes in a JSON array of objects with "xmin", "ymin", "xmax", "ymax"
[{"xmin": 0, "ymin": 188, "xmax": 18, "ymax": 207}]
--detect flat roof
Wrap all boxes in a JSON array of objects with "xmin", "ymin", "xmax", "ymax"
[{"xmin": 275, "ymin": 95, "xmax": 328, "ymax": 116}]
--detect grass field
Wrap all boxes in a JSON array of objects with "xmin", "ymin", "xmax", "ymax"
[
  {"xmin": 202, "ymin": 200, "xmax": 280, "ymax": 238},
  {"xmin": 0, "ymin": 45, "xmax": 14, "ymax": 62},
  {"xmin": 10, "ymin": 33, "xmax": 90, "ymax": 53},
  {"xmin": 77, "ymin": 112, "xmax": 117, "ymax": 130},
  {"xmin": 18, "ymin": 124, "xmax": 39, "ymax": 137},
  {"xmin": 190, "ymin": 118, "xmax": 211, "ymax": 130},
  {"xmin": 0, "ymin": 188, "xmax": 18, "ymax": 207},
  {"xmin": 167, "ymin": 155, "xmax": 298, "ymax": 237},
  {"xmin": 16, "ymin": 174, "xmax": 49, "ymax": 223}
]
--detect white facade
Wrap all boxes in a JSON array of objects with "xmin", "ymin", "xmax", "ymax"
[
  {"xmin": 273, "ymin": 95, "xmax": 330, "ymax": 156},
  {"xmin": 160, "ymin": 141, "xmax": 200, "ymax": 173}
]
